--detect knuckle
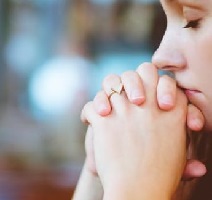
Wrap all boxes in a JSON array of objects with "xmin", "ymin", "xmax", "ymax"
[
  {"xmin": 94, "ymin": 90, "xmax": 108, "ymax": 105},
  {"xmin": 121, "ymin": 70, "xmax": 136, "ymax": 80},
  {"xmin": 136, "ymin": 62, "xmax": 155, "ymax": 72},
  {"xmin": 83, "ymin": 101, "xmax": 93, "ymax": 112},
  {"xmin": 136, "ymin": 63, "xmax": 158, "ymax": 85},
  {"xmin": 93, "ymin": 92, "xmax": 101, "ymax": 102},
  {"xmin": 95, "ymin": 90, "xmax": 104, "ymax": 99},
  {"xmin": 103, "ymin": 74, "xmax": 119, "ymax": 84}
]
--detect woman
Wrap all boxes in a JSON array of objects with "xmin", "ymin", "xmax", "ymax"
[{"xmin": 73, "ymin": 0, "xmax": 212, "ymax": 199}]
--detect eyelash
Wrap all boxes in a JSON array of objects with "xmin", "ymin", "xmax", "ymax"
[{"xmin": 183, "ymin": 19, "xmax": 201, "ymax": 29}]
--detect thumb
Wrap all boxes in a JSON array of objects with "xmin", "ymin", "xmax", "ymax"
[
  {"xmin": 182, "ymin": 159, "xmax": 207, "ymax": 181},
  {"xmin": 85, "ymin": 126, "xmax": 98, "ymax": 175}
]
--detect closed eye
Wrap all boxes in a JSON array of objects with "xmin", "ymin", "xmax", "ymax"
[{"xmin": 183, "ymin": 19, "xmax": 201, "ymax": 29}]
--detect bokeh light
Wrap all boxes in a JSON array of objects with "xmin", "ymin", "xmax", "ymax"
[{"xmin": 29, "ymin": 56, "xmax": 92, "ymax": 119}]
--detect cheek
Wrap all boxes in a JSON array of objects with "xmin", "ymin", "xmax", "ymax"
[
  {"xmin": 197, "ymin": 33, "xmax": 212, "ymax": 95},
  {"xmin": 185, "ymin": 31, "xmax": 212, "ymax": 81},
  {"xmin": 199, "ymin": 32, "xmax": 212, "ymax": 65},
  {"xmin": 187, "ymin": 32, "xmax": 212, "ymax": 65},
  {"xmin": 184, "ymin": 33, "xmax": 212, "ymax": 130}
]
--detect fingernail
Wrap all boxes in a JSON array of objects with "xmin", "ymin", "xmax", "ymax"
[
  {"xmin": 130, "ymin": 90, "xmax": 144, "ymax": 101},
  {"xmin": 194, "ymin": 164, "xmax": 207, "ymax": 176},
  {"xmin": 98, "ymin": 104, "xmax": 109, "ymax": 114},
  {"xmin": 192, "ymin": 118, "xmax": 203, "ymax": 130},
  {"xmin": 161, "ymin": 95, "xmax": 173, "ymax": 106}
]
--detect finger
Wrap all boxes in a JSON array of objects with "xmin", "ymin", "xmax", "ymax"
[
  {"xmin": 103, "ymin": 74, "xmax": 122, "ymax": 96},
  {"xmin": 175, "ymin": 88, "xmax": 188, "ymax": 110},
  {"xmin": 85, "ymin": 126, "xmax": 97, "ymax": 175},
  {"xmin": 187, "ymin": 104, "xmax": 205, "ymax": 131},
  {"xmin": 81, "ymin": 109, "xmax": 89, "ymax": 125},
  {"xmin": 157, "ymin": 75, "xmax": 176, "ymax": 110},
  {"xmin": 102, "ymin": 74, "xmax": 128, "ymax": 113},
  {"xmin": 171, "ymin": 89, "xmax": 188, "ymax": 126},
  {"xmin": 136, "ymin": 63, "xmax": 159, "ymax": 105},
  {"xmin": 182, "ymin": 159, "xmax": 207, "ymax": 180},
  {"xmin": 94, "ymin": 91, "xmax": 111, "ymax": 116},
  {"xmin": 121, "ymin": 70, "xmax": 145, "ymax": 105},
  {"xmin": 81, "ymin": 101, "xmax": 98, "ymax": 124}
]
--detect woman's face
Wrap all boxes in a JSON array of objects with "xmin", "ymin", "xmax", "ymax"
[{"xmin": 152, "ymin": 0, "xmax": 212, "ymax": 131}]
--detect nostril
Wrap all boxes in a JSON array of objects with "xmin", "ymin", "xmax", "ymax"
[{"xmin": 160, "ymin": 65, "xmax": 177, "ymax": 71}]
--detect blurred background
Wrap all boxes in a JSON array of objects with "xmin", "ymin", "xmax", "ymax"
[{"xmin": 0, "ymin": 0, "xmax": 166, "ymax": 199}]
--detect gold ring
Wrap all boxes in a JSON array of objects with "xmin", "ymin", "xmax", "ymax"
[{"xmin": 108, "ymin": 83, "xmax": 124, "ymax": 99}]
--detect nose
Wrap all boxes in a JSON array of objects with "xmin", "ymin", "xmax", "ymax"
[{"xmin": 152, "ymin": 30, "xmax": 186, "ymax": 72}]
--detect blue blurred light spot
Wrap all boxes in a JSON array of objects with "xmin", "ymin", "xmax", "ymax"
[{"xmin": 29, "ymin": 56, "xmax": 91, "ymax": 119}]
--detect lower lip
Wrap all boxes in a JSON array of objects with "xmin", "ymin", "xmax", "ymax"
[
  {"xmin": 183, "ymin": 89, "xmax": 204, "ymax": 109},
  {"xmin": 184, "ymin": 89, "xmax": 201, "ymax": 97}
]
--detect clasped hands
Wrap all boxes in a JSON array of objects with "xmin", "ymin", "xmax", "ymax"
[{"xmin": 81, "ymin": 63, "xmax": 206, "ymax": 199}]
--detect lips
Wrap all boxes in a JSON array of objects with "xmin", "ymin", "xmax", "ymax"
[
  {"xmin": 183, "ymin": 89, "xmax": 201, "ymax": 96},
  {"xmin": 177, "ymin": 82, "xmax": 200, "ymax": 93},
  {"xmin": 183, "ymin": 88, "xmax": 201, "ymax": 93},
  {"xmin": 179, "ymin": 87, "xmax": 201, "ymax": 95},
  {"xmin": 177, "ymin": 82, "xmax": 205, "ymax": 114},
  {"xmin": 177, "ymin": 82, "xmax": 202, "ymax": 99}
]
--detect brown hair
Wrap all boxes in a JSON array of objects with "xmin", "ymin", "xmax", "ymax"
[
  {"xmin": 190, "ymin": 131, "xmax": 212, "ymax": 200},
  {"xmin": 173, "ymin": 131, "xmax": 212, "ymax": 200}
]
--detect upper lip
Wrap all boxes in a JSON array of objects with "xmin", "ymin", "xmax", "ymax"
[{"xmin": 177, "ymin": 82, "xmax": 201, "ymax": 93}]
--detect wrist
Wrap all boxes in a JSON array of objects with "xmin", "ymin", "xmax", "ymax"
[
  {"xmin": 103, "ymin": 178, "xmax": 171, "ymax": 200},
  {"xmin": 104, "ymin": 187, "xmax": 170, "ymax": 200},
  {"xmin": 72, "ymin": 161, "xmax": 103, "ymax": 200}
]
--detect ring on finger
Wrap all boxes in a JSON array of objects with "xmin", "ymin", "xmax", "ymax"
[{"xmin": 108, "ymin": 83, "xmax": 124, "ymax": 99}]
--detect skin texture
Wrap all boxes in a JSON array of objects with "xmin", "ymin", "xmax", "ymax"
[
  {"xmin": 82, "ymin": 64, "xmax": 188, "ymax": 200},
  {"xmin": 88, "ymin": 69, "xmax": 206, "ymax": 177},
  {"xmin": 153, "ymin": 0, "xmax": 212, "ymax": 131},
  {"xmin": 71, "ymin": 158, "xmax": 103, "ymax": 200},
  {"xmin": 78, "ymin": 65, "xmax": 205, "ymax": 200}
]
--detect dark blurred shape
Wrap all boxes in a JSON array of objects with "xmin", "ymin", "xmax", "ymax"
[{"xmin": 151, "ymin": 2, "xmax": 166, "ymax": 51}]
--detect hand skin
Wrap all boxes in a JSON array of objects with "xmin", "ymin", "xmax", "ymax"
[
  {"xmin": 72, "ymin": 127, "xmax": 103, "ymax": 200},
  {"xmin": 82, "ymin": 64, "xmax": 189, "ymax": 200},
  {"xmin": 72, "ymin": 160, "xmax": 103, "ymax": 200},
  {"xmin": 75, "ymin": 63, "xmax": 206, "ymax": 200},
  {"xmin": 91, "ymin": 64, "xmax": 206, "ymax": 180}
]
